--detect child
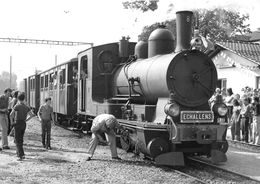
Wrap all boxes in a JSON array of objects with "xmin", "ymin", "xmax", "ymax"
[
  {"xmin": 37, "ymin": 97, "xmax": 54, "ymax": 149},
  {"xmin": 230, "ymin": 99, "xmax": 241, "ymax": 141},
  {"xmin": 240, "ymin": 97, "xmax": 251, "ymax": 143},
  {"xmin": 252, "ymin": 96, "xmax": 260, "ymax": 145},
  {"xmin": 10, "ymin": 92, "xmax": 34, "ymax": 161}
]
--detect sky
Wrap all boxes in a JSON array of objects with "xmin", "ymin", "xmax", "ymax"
[{"xmin": 0, "ymin": 0, "xmax": 260, "ymax": 86}]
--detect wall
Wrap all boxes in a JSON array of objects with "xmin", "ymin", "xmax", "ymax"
[
  {"xmin": 217, "ymin": 67, "xmax": 257, "ymax": 94},
  {"xmin": 213, "ymin": 49, "xmax": 259, "ymax": 95}
]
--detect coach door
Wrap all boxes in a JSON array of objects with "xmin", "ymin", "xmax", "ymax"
[
  {"xmin": 48, "ymin": 70, "xmax": 54, "ymax": 108},
  {"xmin": 52, "ymin": 69, "xmax": 58, "ymax": 113},
  {"xmin": 79, "ymin": 55, "xmax": 88, "ymax": 112},
  {"xmin": 29, "ymin": 76, "xmax": 35, "ymax": 107},
  {"xmin": 58, "ymin": 65, "xmax": 66, "ymax": 114},
  {"xmin": 40, "ymin": 74, "xmax": 45, "ymax": 105}
]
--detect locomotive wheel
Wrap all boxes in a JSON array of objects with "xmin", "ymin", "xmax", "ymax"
[
  {"xmin": 212, "ymin": 141, "xmax": 229, "ymax": 153},
  {"xmin": 120, "ymin": 136, "xmax": 132, "ymax": 152},
  {"xmin": 147, "ymin": 138, "xmax": 169, "ymax": 158},
  {"xmin": 120, "ymin": 130, "xmax": 133, "ymax": 152}
]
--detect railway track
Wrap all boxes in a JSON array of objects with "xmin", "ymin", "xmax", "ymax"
[
  {"xmin": 53, "ymin": 121, "xmax": 89, "ymax": 137},
  {"xmin": 53, "ymin": 122, "xmax": 210, "ymax": 183},
  {"xmin": 173, "ymin": 169, "xmax": 208, "ymax": 184},
  {"xmin": 54, "ymin": 123, "xmax": 259, "ymax": 183},
  {"xmin": 185, "ymin": 156, "xmax": 260, "ymax": 184}
]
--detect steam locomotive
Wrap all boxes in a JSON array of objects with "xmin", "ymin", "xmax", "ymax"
[{"xmin": 24, "ymin": 11, "xmax": 228, "ymax": 166}]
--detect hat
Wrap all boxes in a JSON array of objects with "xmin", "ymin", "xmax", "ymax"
[
  {"xmin": 105, "ymin": 117, "xmax": 118, "ymax": 129},
  {"xmin": 4, "ymin": 88, "xmax": 12, "ymax": 93}
]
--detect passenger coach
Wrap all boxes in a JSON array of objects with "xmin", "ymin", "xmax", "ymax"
[{"xmin": 25, "ymin": 58, "xmax": 78, "ymax": 124}]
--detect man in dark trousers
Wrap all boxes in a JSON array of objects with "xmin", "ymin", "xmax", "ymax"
[
  {"xmin": 37, "ymin": 97, "xmax": 54, "ymax": 150},
  {"xmin": 0, "ymin": 88, "xmax": 12, "ymax": 150},
  {"xmin": 86, "ymin": 114, "xmax": 121, "ymax": 161},
  {"xmin": 10, "ymin": 92, "xmax": 34, "ymax": 161}
]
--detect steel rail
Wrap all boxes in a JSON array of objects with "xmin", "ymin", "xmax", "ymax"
[
  {"xmin": 187, "ymin": 156, "xmax": 260, "ymax": 183},
  {"xmin": 173, "ymin": 169, "xmax": 208, "ymax": 184}
]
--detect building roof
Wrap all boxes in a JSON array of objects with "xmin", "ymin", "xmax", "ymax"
[
  {"xmin": 216, "ymin": 41, "xmax": 260, "ymax": 64},
  {"xmin": 247, "ymin": 31, "xmax": 260, "ymax": 41}
]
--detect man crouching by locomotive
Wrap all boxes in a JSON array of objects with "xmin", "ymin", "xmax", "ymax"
[{"xmin": 86, "ymin": 114, "xmax": 121, "ymax": 161}]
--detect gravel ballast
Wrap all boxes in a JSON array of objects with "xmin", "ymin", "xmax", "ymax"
[{"xmin": 0, "ymin": 117, "xmax": 197, "ymax": 184}]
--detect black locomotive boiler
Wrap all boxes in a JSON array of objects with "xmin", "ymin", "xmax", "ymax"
[{"xmin": 24, "ymin": 11, "xmax": 229, "ymax": 166}]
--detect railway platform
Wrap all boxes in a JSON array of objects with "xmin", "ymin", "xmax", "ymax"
[{"xmin": 204, "ymin": 127, "xmax": 260, "ymax": 182}]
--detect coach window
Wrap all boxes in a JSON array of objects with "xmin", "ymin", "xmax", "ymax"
[
  {"xmin": 45, "ymin": 74, "xmax": 49, "ymax": 88},
  {"xmin": 32, "ymin": 78, "xmax": 35, "ymax": 90},
  {"xmin": 256, "ymin": 77, "xmax": 260, "ymax": 89},
  {"xmin": 31, "ymin": 79, "xmax": 34, "ymax": 90},
  {"xmin": 80, "ymin": 55, "xmax": 88, "ymax": 79},
  {"xmin": 40, "ymin": 76, "xmax": 44, "ymax": 89},
  {"xmin": 49, "ymin": 73, "xmax": 53, "ymax": 90},
  {"xmin": 59, "ymin": 68, "xmax": 65, "ymax": 85},
  {"xmin": 53, "ymin": 71, "xmax": 58, "ymax": 88}
]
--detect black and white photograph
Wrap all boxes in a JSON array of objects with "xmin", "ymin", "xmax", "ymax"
[{"xmin": 0, "ymin": 0, "xmax": 260, "ymax": 183}]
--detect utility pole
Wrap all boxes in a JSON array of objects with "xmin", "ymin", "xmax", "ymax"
[
  {"xmin": 10, "ymin": 56, "xmax": 12, "ymax": 88},
  {"xmin": 55, "ymin": 55, "xmax": 57, "ymax": 66}
]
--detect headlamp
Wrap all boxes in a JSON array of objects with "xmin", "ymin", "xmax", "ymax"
[
  {"xmin": 212, "ymin": 103, "xmax": 228, "ymax": 117},
  {"xmin": 217, "ymin": 104, "xmax": 228, "ymax": 116},
  {"xmin": 164, "ymin": 102, "xmax": 180, "ymax": 117}
]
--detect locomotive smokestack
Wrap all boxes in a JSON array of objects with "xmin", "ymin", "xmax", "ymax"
[{"xmin": 175, "ymin": 11, "xmax": 193, "ymax": 52}]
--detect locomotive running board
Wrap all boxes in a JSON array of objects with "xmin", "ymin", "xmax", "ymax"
[
  {"xmin": 211, "ymin": 150, "xmax": 227, "ymax": 164},
  {"xmin": 155, "ymin": 152, "xmax": 184, "ymax": 166}
]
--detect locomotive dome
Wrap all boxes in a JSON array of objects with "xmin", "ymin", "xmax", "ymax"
[
  {"xmin": 148, "ymin": 26, "xmax": 175, "ymax": 57},
  {"xmin": 134, "ymin": 40, "xmax": 148, "ymax": 59}
]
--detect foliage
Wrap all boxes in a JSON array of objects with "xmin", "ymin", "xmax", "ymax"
[
  {"xmin": 122, "ymin": 0, "xmax": 159, "ymax": 12},
  {"xmin": 0, "ymin": 71, "xmax": 17, "ymax": 93},
  {"xmin": 138, "ymin": 20, "xmax": 176, "ymax": 41},
  {"xmin": 194, "ymin": 8, "xmax": 251, "ymax": 41},
  {"xmin": 137, "ymin": 8, "xmax": 251, "ymax": 42}
]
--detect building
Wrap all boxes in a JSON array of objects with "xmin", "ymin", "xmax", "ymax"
[
  {"xmin": 212, "ymin": 41, "xmax": 260, "ymax": 94},
  {"xmin": 246, "ymin": 30, "xmax": 260, "ymax": 44}
]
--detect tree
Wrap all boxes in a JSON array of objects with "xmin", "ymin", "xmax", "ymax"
[
  {"xmin": 137, "ymin": 8, "xmax": 251, "ymax": 42},
  {"xmin": 138, "ymin": 20, "xmax": 176, "ymax": 41},
  {"xmin": 0, "ymin": 71, "xmax": 17, "ymax": 93},
  {"xmin": 194, "ymin": 8, "xmax": 251, "ymax": 41},
  {"xmin": 122, "ymin": 0, "xmax": 159, "ymax": 12}
]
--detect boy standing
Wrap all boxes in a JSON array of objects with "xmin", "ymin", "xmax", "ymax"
[
  {"xmin": 37, "ymin": 98, "xmax": 54, "ymax": 149},
  {"xmin": 10, "ymin": 92, "xmax": 34, "ymax": 161}
]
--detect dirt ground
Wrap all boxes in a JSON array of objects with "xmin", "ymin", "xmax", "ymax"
[{"xmin": 0, "ymin": 117, "xmax": 194, "ymax": 184}]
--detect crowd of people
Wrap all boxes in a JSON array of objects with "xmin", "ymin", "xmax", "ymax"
[
  {"xmin": 209, "ymin": 86, "xmax": 260, "ymax": 145},
  {"xmin": 0, "ymin": 88, "xmax": 54, "ymax": 161}
]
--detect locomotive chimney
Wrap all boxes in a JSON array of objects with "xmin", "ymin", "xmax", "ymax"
[{"xmin": 175, "ymin": 11, "xmax": 193, "ymax": 52}]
